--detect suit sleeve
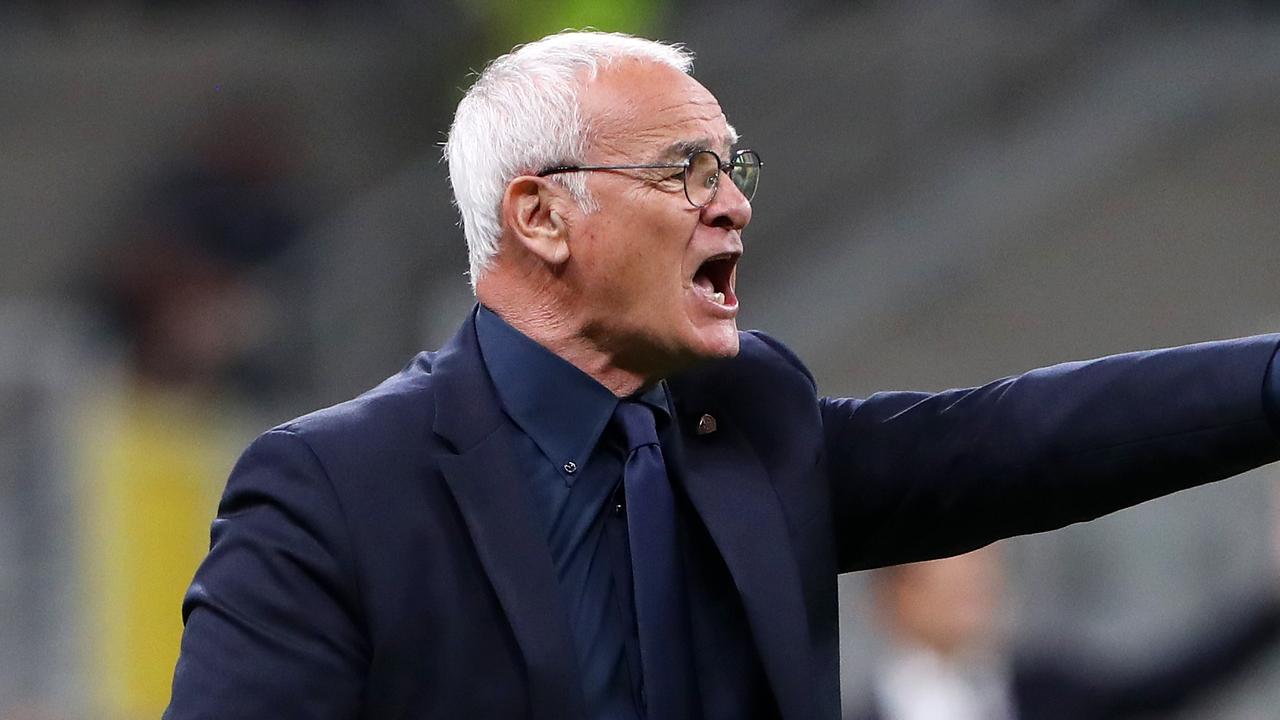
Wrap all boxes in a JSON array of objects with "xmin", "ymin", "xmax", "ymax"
[
  {"xmin": 1266, "ymin": 345, "xmax": 1280, "ymax": 430},
  {"xmin": 164, "ymin": 429, "xmax": 369, "ymax": 719},
  {"xmin": 816, "ymin": 335, "xmax": 1280, "ymax": 571}
]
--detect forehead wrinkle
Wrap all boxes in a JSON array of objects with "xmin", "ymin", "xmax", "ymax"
[
  {"xmin": 625, "ymin": 102, "xmax": 725, "ymax": 138},
  {"xmin": 652, "ymin": 94, "xmax": 721, "ymax": 114},
  {"xmin": 624, "ymin": 104, "xmax": 736, "ymax": 161},
  {"xmin": 583, "ymin": 62, "xmax": 736, "ymax": 162}
]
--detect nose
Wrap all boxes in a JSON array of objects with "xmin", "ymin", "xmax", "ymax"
[{"xmin": 700, "ymin": 172, "xmax": 752, "ymax": 231}]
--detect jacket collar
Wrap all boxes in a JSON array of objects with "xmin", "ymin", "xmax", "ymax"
[{"xmin": 474, "ymin": 304, "xmax": 669, "ymax": 482}]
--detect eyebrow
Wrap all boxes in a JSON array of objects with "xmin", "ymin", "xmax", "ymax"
[{"xmin": 656, "ymin": 129, "xmax": 741, "ymax": 162}]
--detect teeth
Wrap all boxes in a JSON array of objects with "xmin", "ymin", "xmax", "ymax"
[{"xmin": 709, "ymin": 291, "xmax": 725, "ymax": 304}]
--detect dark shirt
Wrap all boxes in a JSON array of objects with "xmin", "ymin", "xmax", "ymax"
[{"xmin": 476, "ymin": 305, "xmax": 670, "ymax": 720}]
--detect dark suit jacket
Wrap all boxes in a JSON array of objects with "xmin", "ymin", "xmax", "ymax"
[{"xmin": 165, "ymin": 310, "xmax": 1280, "ymax": 720}]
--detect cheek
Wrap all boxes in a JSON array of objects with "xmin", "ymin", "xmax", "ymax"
[
  {"xmin": 573, "ymin": 231, "xmax": 657, "ymax": 320},
  {"xmin": 587, "ymin": 214, "xmax": 686, "ymax": 299}
]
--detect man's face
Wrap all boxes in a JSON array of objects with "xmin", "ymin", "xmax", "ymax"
[{"xmin": 565, "ymin": 61, "xmax": 752, "ymax": 375}]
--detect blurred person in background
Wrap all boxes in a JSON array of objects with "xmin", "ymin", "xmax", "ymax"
[
  {"xmin": 851, "ymin": 541, "xmax": 1280, "ymax": 720},
  {"xmin": 78, "ymin": 105, "xmax": 301, "ymax": 720},
  {"xmin": 163, "ymin": 30, "xmax": 1280, "ymax": 720}
]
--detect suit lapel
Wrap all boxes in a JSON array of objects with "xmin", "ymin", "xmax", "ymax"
[
  {"xmin": 432, "ymin": 309, "xmax": 586, "ymax": 720},
  {"xmin": 666, "ymin": 389, "xmax": 817, "ymax": 720}
]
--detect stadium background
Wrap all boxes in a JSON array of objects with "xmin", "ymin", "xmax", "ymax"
[{"xmin": 3, "ymin": 1, "xmax": 1280, "ymax": 717}]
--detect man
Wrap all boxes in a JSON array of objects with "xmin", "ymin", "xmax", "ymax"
[
  {"xmin": 164, "ymin": 31, "xmax": 1280, "ymax": 720},
  {"xmin": 853, "ymin": 546, "xmax": 1280, "ymax": 720}
]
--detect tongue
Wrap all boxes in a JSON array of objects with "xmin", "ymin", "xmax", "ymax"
[{"xmin": 693, "ymin": 273, "xmax": 715, "ymax": 294}]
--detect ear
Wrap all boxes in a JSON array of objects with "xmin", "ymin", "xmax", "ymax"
[{"xmin": 501, "ymin": 177, "xmax": 571, "ymax": 267}]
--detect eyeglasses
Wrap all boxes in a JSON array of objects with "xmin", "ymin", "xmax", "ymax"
[{"xmin": 537, "ymin": 149, "xmax": 762, "ymax": 208}]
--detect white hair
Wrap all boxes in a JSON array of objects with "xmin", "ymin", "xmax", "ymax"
[{"xmin": 443, "ymin": 31, "xmax": 695, "ymax": 289}]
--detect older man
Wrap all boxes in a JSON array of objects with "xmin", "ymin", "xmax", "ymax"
[{"xmin": 165, "ymin": 31, "xmax": 1280, "ymax": 720}]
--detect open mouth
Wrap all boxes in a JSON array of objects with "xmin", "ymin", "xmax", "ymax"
[{"xmin": 691, "ymin": 252, "xmax": 740, "ymax": 309}]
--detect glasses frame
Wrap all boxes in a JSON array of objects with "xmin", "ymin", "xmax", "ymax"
[{"xmin": 536, "ymin": 148, "xmax": 762, "ymax": 208}]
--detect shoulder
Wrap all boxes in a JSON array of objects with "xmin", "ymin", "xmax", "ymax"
[
  {"xmin": 668, "ymin": 330, "xmax": 821, "ymax": 428},
  {"xmin": 739, "ymin": 330, "xmax": 818, "ymax": 391},
  {"xmin": 268, "ymin": 351, "xmax": 447, "ymax": 471},
  {"xmin": 674, "ymin": 330, "xmax": 816, "ymax": 395}
]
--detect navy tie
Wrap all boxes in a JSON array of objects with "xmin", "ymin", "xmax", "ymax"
[{"xmin": 613, "ymin": 400, "xmax": 698, "ymax": 720}]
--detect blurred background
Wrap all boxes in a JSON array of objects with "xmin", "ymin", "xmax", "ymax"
[{"xmin": 3, "ymin": 1, "xmax": 1280, "ymax": 718}]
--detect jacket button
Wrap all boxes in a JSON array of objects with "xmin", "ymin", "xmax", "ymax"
[{"xmin": 696, "ymin": 413, "xmax": 717, "ymax": 435}]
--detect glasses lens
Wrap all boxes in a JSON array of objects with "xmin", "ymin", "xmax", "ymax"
[
  {"xmin": 685, "ymin": 150, "xmax": 721, "ymax": 207},
  {"xmin": 730, "ymin": 150, "xmax": 761, "ymax": 201}
]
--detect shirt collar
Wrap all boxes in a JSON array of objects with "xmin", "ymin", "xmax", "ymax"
[{"xmin": 475, "ymin": 305, "xmax": 669, "ymax": 481}]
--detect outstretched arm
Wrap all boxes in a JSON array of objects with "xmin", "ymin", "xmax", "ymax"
[{"xmin": 813, "ymin": 335, "xmax": 1280, "ymax": 571}]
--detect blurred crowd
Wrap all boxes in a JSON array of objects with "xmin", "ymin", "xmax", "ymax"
[{"xmin": 854, "ymin": 543, "xmax": 1280, "ymax": 720}]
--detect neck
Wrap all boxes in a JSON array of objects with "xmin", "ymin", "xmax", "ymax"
[{"xmin": 478, "ymin": 285, "xmax": 655, "ymax": 398}]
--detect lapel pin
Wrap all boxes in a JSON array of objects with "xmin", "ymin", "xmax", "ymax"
[{"xmin": 696, "ymin": 413, "xmax": 717, "ymax": 435}]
